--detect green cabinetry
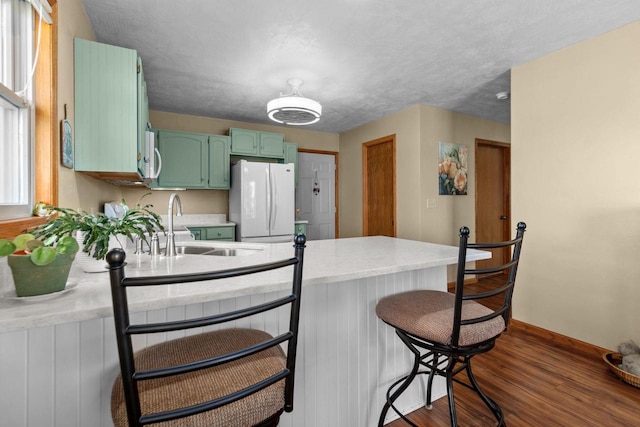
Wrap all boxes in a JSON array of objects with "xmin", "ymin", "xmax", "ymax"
[
  {"xmin": 229, "ymin": 128, "xmax": 284, "ymax": 158},
  {"xmin": 284, "ymin": 142, "xmax": 298, "ymax": 186},
  {"xmin": 294, "ymin": 222, "xmax": 307, "ymax": 236},
  {"xmin": 153, "ymin": 130, "xmax": 230, "ymax": 189},
  {"xmin": 187, "ymin": 225, "xmax": 235, "ymax": 241},
  {"xmin": 74, "ymin": 38, "xmax": 148, "ymax": 180},
  {"xmin": 208, "ymin": 135, "xmax": 231, "ymax": 189}
]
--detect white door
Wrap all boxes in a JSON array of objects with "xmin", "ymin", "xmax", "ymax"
[{"xmin": 296, "ymin": 152, "xmax": 336, "ymax": 240}]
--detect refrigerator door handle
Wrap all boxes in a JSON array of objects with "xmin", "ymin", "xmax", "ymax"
[
  {"xmin": 266, "ymin": 168, "xmax": 271, "ymax": 232},
  {"xmin": 271, "ymin": 169, "xmax": 277, "ymax": 230}
]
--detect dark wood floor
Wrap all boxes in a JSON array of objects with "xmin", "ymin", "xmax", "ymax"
[{"xmin": 386, "ymin": 277, "xmax": 640, "ymax": 426}]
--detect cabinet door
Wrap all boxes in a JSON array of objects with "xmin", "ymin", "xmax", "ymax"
[
  {"xmin": 187, "ymin": 227, "xmax": 202, "ymax": 240},
  {"xmin": 284, "ymin": 142, "xmax": 298, "ymax": 187},
  {"xmin": 294, "ymin": 223, "xmax": 307, "ymax": 236},
  {"xmin": 136, "ymin": 57, "xmax": 149, "ymax": 176},
  {"xmin": 208, "ymin": 135, "xmax": 230, "ymax": 189},
  {"xmin": 204, "ymin": 226, "xmax": 235, "ymax": 241},
  {"xmin": 74, "ymin": 38, "xmax": 138, "ymax": 174},
  {"xmin": 156, "ymin": 130, "xmax": 208, "ymax": 188},
  {"xmin": 229, "ymin": 128, "xmax": 258, "ymax": 155},
  {"xmin": 259, "ymin": 132, "xmax": 285, "ymax": 158}
]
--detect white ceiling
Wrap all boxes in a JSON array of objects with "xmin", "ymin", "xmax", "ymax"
[{"xmin": 82, "ymin": 0, "xmax": 640, "ymax": 134}]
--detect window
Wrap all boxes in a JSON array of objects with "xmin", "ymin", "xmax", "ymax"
[{"xmin": 0, "ymin": 0, "xmax": 55, "ymax": 235}]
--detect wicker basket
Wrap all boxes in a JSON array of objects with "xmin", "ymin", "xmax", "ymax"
[{"xmin": 603, "ymin": 352, "xmax": 640, "ymax": 388}]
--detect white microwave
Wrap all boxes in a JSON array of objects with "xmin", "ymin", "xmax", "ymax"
[{"xmin": 142, "ymin": 130, "xmax": 162, "ymax": 181}]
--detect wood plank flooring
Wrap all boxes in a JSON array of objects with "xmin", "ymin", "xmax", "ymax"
[{"xmin": 385, "ymin": 277, "xmax": 640, "ymax": 426}]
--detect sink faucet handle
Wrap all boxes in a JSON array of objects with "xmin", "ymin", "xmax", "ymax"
[
  {"xmin": 150, "ymin": 232, "xmax": 161, "ymax": 256},
  {"xmin": 134, "ymin": 235, "xmax": 144, "ymax": 254}
]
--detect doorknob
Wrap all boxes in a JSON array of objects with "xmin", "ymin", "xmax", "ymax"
[{"xmin": 499, "ymin": 215, "xmax": 508, "ymax": 220}]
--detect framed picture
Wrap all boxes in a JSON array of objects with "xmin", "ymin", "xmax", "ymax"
[
  {"xmin": 438, "ymin": 141, "xmax": 468, "ymax": 195},
  {"xmin": 61, "ymin": 119, "xmax": 73, "ymax": 169}
]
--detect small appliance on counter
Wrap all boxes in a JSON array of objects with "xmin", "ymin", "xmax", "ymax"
[
  {"xmin": 229, "ymin": 160, "xmax": 295, "ymax": 243},
  {"xmin": 104, "ymin": 201, "xmax": 127, "ymax": 218}
]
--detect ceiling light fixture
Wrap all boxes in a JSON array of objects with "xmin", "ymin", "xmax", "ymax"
[
  {"xmin": 267, "ymin": 78, "xmax": 322, "ymax": 126},
  {"xmin": 496, "ymin": 91, "xmax": 510, "ymax": 100}
]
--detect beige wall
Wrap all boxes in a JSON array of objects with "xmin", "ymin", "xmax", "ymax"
[
  {"xmin": 511, "ymin": 21, "xmax": 640, "ymax": 349},
  {"xmin": 339, "ymin": 104, "xmax": 509, "ymax": 246},
  {"xmin": 339, "ymin": 106, "xmax": 422, "ymax": 238}
]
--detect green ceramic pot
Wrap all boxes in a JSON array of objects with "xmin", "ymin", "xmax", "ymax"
[{"xmin": 7, "ymin": 252, "xmax": 76, "ymax": 297}]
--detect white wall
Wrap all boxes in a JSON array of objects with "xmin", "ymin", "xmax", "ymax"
[{"xmin": 511, "ymin": 21, "xmax": 640, "ymax": 349}]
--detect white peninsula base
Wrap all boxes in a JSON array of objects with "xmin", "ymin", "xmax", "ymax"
[{"xmin": 0, "ymin": 237, "xmax": 488, "ymax": 426}]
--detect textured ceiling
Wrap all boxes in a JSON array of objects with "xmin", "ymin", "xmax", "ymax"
[{"xmin": 82, "ymin": 0, "xmax": 640, "ymax": 134}]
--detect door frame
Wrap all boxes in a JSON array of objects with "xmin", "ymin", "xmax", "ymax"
[
  {"xmin": 475, "ymin": 138, "xmax": 511, "ymax": 263},
  {"xmin": 298, "ymin": 148, "xmax": 340, "ymax": 238},
  {"xmin": 362, "ymin": 135, "xmax": 396, "ymax": 237}
]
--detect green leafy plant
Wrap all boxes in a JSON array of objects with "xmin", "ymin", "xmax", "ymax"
[
  {"xmin": 32, "ymin": 194, "xmax": 164, "ymax": 261},
  {"xmin": 0, "ymin": 232, "xmax": 79, "ymax": 266}
]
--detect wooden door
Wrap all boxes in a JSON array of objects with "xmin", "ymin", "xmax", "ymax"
[
  {"xmin": 363, "ymin": 135, "xmax": 396, "ymax": 237},
  {"xmin": 475, "ymin": 139, "xmax": 510, "ymax": 272}
]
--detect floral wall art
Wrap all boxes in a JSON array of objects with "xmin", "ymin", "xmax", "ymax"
[{"xmin": 438, "ymin": 141, "xmax": 468, "ymax": 195}]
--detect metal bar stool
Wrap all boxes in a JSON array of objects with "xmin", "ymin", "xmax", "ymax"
[
  {"xmin": 108, "ymin": 235, "xmax": 306, "ymax": 427},
  {"xmin": 376, "ymin": 223, "xmax": 526, "ymax": 426}
]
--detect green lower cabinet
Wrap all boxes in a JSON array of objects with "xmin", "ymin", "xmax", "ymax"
[
  {"xmin": 204, "ymin": 226, "xmax": 235, "ymax": 241},
  {"xmin": 188, "ymin": 228, "xmax": 202, "ymax": 240},
  {"xmin": 294, "ymin": 222, "xmax": 307, "ymax": 236},
  {"xmin": 187, "ymin": 226, "xmax": 235, "ymax": 241}
]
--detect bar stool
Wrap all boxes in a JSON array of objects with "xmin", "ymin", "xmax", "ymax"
[
  {"xmin": 108, "ymin": 235, "xmax": 306, "ymax": 427},
  {"xmin": 376, "ymin": 223, "xmax": 526, "ymax": 426}
]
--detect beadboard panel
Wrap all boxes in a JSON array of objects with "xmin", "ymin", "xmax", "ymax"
[{"xmin": 0, "ymin": 268, "xmax": 446, "ymax": 427}]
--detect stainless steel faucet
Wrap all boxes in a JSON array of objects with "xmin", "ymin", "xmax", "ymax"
[{"xmin": 165, "ymin": 193, "xmax": 183, "ymax": 256}]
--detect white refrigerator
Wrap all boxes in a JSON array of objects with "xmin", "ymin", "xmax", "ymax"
[{"xmin": 229, "ymin": 160, "xmax": 295, "ymax": 243}]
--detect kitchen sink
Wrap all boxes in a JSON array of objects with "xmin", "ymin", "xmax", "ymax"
[
  {"xmin": 173, "ymin": 245, "xmax": 262, "ymax": 257},
  {"xmin": 173, "ymin": 246, "xmax": 217, "ymax": 255}
]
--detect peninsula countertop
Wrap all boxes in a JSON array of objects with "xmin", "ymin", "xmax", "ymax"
[{"xmin": 0, "ymin": 236, "xmax": 490, "ymax": 332}]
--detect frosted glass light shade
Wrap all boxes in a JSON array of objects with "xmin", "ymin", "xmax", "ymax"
[{"xmin": 267, "ymin": 95, "xmax": 322, "ymax": 125}]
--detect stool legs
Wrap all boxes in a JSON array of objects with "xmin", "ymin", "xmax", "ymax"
[
  {"xmin": 378, "ymin": 331, "xmax": 425, "ymax": 427},
  {"xmin": 378, "ymin": 332, "xmax": 507, "ymax": 427},
  {"xmin": 465, "ymin": 358, "xmax": 505, "ymax": 426}
]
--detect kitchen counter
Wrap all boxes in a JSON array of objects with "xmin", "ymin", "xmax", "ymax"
[
  {"xmin": 0, "ymin": 237, "xmax": 487, "ymax": 332},
  {"xmin": 0, "ymin": 236, "xmax": 489, "ymax": 427}
]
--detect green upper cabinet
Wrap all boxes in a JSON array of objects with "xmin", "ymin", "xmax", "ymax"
[
  {"xmin": 152, "ymin": 130, "xmax": 230, "ymax": 189},
  {"xmin": 229, "ymin": 128, "xmax": 258, "ymax": 155},
  {"xmin": 155, "ymin": 130, "xmax": 208, "ymax": 188},
  {"xmin": 74, "ymin": 38, "xmax": 147, "ymax": 180},
  {"xmin": 259, "ymin": 132, "xmax": 285, "ymax": 157},
  {"xmin": 137, "ymin": 57, "xmax": 149, "ymax": 176},
  {"xmin": 284, "ymin": 142, "xmax": 298, "ymax": 186},
  {"xmin": 208, "ymin": 135, "xmax": 230, "ymax": 189},
  {"xmin": 229, "ymin": 128, "xmax": 284, "ymax": 158}
]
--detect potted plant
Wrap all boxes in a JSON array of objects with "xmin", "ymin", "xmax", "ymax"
[
  {"xmin": 0, "ymin": 232, "xmax": 80, "ymax": 297},
  {"xmin": 35, "ymin": 194, "xmax": 164, "ymax": 272}
]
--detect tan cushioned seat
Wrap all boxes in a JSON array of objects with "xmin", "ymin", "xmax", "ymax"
[
  {"xmin": 376, "ymin": 290, "xmax": 505, "ymax": 347},
  {"xmin": 112, "ymin": 328, "xmax": 285, "ymax": 427}
]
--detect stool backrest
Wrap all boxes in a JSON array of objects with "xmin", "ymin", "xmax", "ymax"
[
  {"xmin": 107, "ymin": 235, "xmax": 306, "ymax": 426},
  {"xmin": 452, "ymin": 223, "xmax": 526, "ymax": 348}
]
